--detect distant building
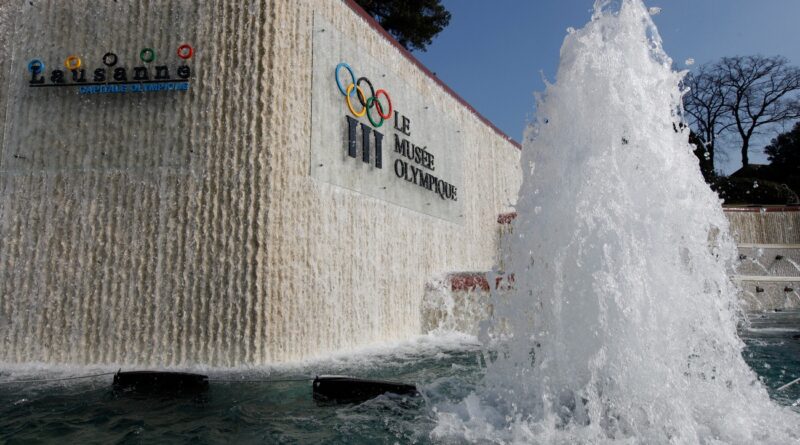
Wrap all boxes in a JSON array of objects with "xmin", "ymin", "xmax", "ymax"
[{"xmin": 729, "ymin": 164, "xmax": 769, "ymax": 179}]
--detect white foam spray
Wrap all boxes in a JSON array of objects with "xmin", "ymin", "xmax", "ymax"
[{"xmin": 433, "ymin": 1, "xmax": 799, "ymax": 442}]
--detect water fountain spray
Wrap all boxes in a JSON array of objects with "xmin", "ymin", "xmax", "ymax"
[{"xmin": 434, "ymin": 1, "xmax": 800, "ymax": 442}]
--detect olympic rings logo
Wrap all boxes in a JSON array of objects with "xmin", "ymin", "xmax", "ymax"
[
  {"xmin": 65, "ymin": 55, "xmax": 82, "ymax": 70},
  {"xmin": 27, "ymin": 44, "xmax": 195, "ymax": 75},
  {"xmin": 335, "ymin": 62, "xmax": 393, "ymax": 128}
]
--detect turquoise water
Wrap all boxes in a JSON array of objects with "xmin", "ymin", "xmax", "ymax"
[
  {"xmin": 740, "ymin": 310, "xmax": 800, "ymax": 408},
  {"xmin": 1, "ymin": 312, "xmax": 798, "ymax": 444}
]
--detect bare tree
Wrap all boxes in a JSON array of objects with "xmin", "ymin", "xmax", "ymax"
[
  {"xmin": 683, "ymin": 64, "xmax": 733, "ymax": 173},
  {"xmin": 719, "ymin": 56, "xmax": 800, "ymax": 167}
]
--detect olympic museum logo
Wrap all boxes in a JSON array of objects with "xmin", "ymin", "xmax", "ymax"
[
  {"xmin": 335, "ymin": 62, "xmax": 458, "ymax": 202},
  {"xmin": 26, "ymin": 44, "xmax": 194, "ymax": 95},
  {"xmin": 310, "ymin": 18, "xmax": 462, "ymax": 223}
]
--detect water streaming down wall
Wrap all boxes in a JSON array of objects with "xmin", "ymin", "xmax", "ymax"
[
  {"xmin": 726, "ymin": 207, "xmax": 800, "ymax": 311},
  {"xmin": 0, "ymin": 1, "xmax": 520, "ymax": 367},
  {"xmin": 0, "ymin": 0, "xmax": 275, "ymax": 367},
  {"xmin": 726, "ymin": 207, "xmax": 800, "ymax": 244}
]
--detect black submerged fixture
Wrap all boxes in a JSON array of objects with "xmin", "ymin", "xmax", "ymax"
[
  {"xmin": 111, "ymin": 371, "xmax": 417, "ymax": 403},
  {"xmin": 312, "ymin": 375, "xmax": 418, "ymax": 404},
  {"xmin": 112, "ymin": 370, "xmax": 209, "ymax": 395}
]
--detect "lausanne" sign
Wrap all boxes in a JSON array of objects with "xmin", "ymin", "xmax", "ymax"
[{"xmin": 26, "ymin": 44, "xmax": 194, "ymax": 95}]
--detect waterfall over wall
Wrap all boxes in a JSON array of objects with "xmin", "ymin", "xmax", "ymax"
[
  {"xmin": 0, "ymin": 0, "xmax": 520, "ymax": 367},
  {"xmin": 0, "ymin": 0, "xmax": 274, "ymax": 366}
]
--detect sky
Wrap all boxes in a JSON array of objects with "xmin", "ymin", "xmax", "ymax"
[{"xmin": 414, "ymin": 0, "xmax": 800, "ymax": 174}]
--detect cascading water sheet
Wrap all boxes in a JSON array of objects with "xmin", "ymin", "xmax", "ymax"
[{"xmin": 433, "ymin": 1, "xmax": 800, "ymax": 443}]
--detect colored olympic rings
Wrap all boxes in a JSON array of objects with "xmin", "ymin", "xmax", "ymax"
[
  {"xmin": 374, "ymin": 89, "xmax": 392, "ymax": 119},
  {"xmin": 64, "ymin": 55, "xmax": 81, "ymax": 70},
  {"xmin": 102, "ymin": 52, "xmax": 118, "ymax": 67},
  {"xmin": 27, "ymin": 59, "xmax": 45, "ymax": 73},
  {"xmin": 356, "ymin": 77, "xmax": 374, "ymax": 107},
  {"xmin": 31, "ymin": 45, "xmax": 194, "ymax": 76},
  {"xmin": 346, "ymin": 83, "xmax": 367, "ymax": 117},
  {"xmin": 139, "ymin": 48, "xmax": 156, "ymax": 63},
  {"xmin": 366, "ymin": 97, "xmax": 384, "ymax": 127},
  {"xmin": 335, "ymin": 62, "xmax": 393, "ymax": 122},
  {"xmin": 177, "ymin": 44, "xmax": 194, "ymax": 59},
  {"xmin": 335, "ymin": 63, "xmax": 356, "ymax": 96}
]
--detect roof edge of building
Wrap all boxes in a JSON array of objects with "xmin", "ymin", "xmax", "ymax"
[{"xmin": 342, "ymin": 0, "xmax": 522, "ymax": 151}]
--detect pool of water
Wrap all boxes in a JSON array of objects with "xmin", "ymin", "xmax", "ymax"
[{"xmin": 1, "ymin": 313, "xmax": 798, "ymax": 444}]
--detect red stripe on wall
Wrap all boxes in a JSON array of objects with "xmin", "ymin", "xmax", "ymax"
[
  {"xmin": 499, "ymin": 207, "xmax": 799, "ymax": 223},
  {"xmin": 449, "ymin": 272, "xmax": 514, "ymax": 292},
  {"xmin": 497, "ymin": 212, "xmax": 517, "ymax": 224}
]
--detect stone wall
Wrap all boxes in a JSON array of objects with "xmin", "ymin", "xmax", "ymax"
[
  {"xmin": 726, "ymin": 207, "xmax": 800, "ymax": 244},
  {"xmin": 725, "ymin": 207, "xmax": 800, "ymax": 311},
  {"xmin": 0, "ymin": 0, "xmax": 521, "ymax": 366}
]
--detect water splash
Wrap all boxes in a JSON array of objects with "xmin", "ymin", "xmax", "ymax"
[{"xmin": 433, "ymin": 1, "xmax": 799, "ymax": 442}]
